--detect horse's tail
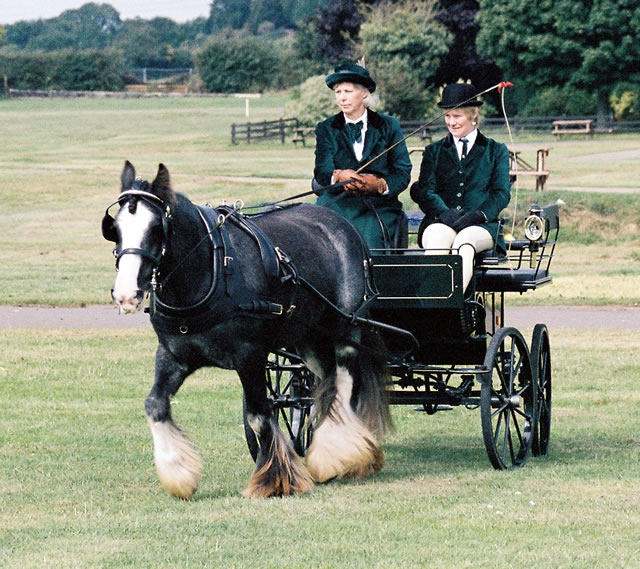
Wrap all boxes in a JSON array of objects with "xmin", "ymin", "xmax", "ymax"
[{"xmin": 353, "ymin": 327, "xmax": 393, "ymax": 439}]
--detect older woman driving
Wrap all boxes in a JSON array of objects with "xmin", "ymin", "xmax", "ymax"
[{"xmin": 313, "ymin": 62, "xmax": 412, "ymax": 250}]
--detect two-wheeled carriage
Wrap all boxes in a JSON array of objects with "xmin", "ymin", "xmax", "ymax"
[{"xmin": 244, "ymin": 203, "xmax": 558, "ymax": 470}]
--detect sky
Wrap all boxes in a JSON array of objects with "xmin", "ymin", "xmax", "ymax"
[{"xmin": 1, "ymin": 0, "xmax": 212, "ymax": 25}]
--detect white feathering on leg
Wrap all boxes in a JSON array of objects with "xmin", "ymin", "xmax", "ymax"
[
  {"xmin": 306, "ymin": 366, "xmax": 383, "ymax": 482},
  {"xmin": 149, "ymin": 419, "xmax": 202, "ymax": 499}
]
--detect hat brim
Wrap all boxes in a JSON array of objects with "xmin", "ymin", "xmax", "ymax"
[
  {"xmin": 437, "ymin": 100, "xmax": 483, "ymax": 108},
  {"xmin": 326, "ymin": 72, "xmax": 376, "ymax": 93}
]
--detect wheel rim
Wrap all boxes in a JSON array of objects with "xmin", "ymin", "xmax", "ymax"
[
  {"xmin": 531, "ymin": 324, "xmax": 552, "ymax": 456},
  {"xmin": 481, "ymin": 327, "xmax": 536, "ymax": 469}
]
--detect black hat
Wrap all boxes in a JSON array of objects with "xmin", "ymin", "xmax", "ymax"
[
  {"xmin": 437, "ymin": 83, "xmax": 483, "ymax": 108},
  {"xmin": 325, "ymin": 63, "xmax": 376, "ymax": 93}
]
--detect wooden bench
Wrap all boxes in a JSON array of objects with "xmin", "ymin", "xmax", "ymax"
[
  {"xmin": 509, "ymin": 146, "xmax": 551, "ymax": 191},
  {"xmin": 292, "ymin": 127, "xmax": 315, "ymax": 147},
  {"xmin": 552, "ymin": 119, "xmax": 593, "ymax": 137},
  {"xmin": 510, "ymin": 169, "xmax": 550, "ymax": 191}
]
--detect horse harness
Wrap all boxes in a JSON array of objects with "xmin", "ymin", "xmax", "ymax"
[{"xmin": 103, "ymin": 188, "xmax": 378, "ymax": 336}]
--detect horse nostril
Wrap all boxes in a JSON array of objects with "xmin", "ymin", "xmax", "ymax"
[{"xmin": 135, "ymin": 289, "xmax": 144, "ymax": 301}]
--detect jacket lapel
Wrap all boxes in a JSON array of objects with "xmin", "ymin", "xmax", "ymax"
[
  {"xmin": 360, "ymin": 110, "xmax": 382, "ymax": 163},
  {"xmin": 463, "ymin": 131, "xmax": 489, "ymax": 164},
  {"xmin": 331, "ymin": 113, "xmax": 358, "ymax": 160},
  {"xmin": 442, "ymin": 133, "xmax": 460, "ymax": 169}
]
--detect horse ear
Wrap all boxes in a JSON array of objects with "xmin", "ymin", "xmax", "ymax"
[
  {"xmin": 121, "ymin": 160, "xmax": 136, "ymax": 191},
  {"xmin": 151, "ymin": 163, "xmax": 176, "ymax": 203}
]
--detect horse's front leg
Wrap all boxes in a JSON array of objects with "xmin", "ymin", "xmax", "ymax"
[
  {"xmin": 239, "ymin": 355, "xmax": 314, "ymax": 498},
  {"xmin": 145, "ymin": 343, "xmax": 202, "ymax": 500}
]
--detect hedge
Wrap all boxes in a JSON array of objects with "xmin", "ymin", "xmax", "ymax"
[{"xmin": 0, "ymin": 49, "xmax": 125, "ymax": 91}]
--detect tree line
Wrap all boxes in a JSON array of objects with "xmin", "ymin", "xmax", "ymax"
[{"xmin": 1, "ymin": 0, "xmax": 639, "ymax": 121}]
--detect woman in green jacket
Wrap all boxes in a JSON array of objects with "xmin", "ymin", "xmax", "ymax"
[
  {"xmin": 410, "ymin": 83, "xmax": 511, "ymax": 293},
  {"xmin": 313, "ymin": 62, "xmax": 412, "ymax": 250}
]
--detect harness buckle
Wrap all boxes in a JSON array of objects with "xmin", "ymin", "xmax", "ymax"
[
  {"xmin": 271, "ymin": 304, "xmax": 284, "ymax": 316},
  {"xmin": 224, "ymin": 256, "xmax": 233, "ymax": 267}
]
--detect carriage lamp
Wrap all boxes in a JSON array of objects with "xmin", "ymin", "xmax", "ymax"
[
  {"xmin": 524, "ymin": 204, "xmax": 544, "ymax": 242},
  {"xmin": 523, "ymin": 205, "xmax": 545, "ymax": 268}
]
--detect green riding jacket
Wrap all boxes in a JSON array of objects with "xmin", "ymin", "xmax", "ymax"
[
  {"xmin": 410, "ymin": 131, "xmax": 511, "ymax": 253},
  {"xmin": 314, "ymin": 110, "xmax": 412, "ymax": 250}
]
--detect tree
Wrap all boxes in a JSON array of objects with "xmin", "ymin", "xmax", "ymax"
[
  {"xmin": 195, "ymin": 35, "xmax": 279, "ymax": 92},
  {"xmin": 477, "ymin": 0, "xmax": 640, "ymax": 118},
  {"xmin": 314, "ymin": 0, "xmax": 364, "ymax": 62},
  {"xmin": 208, "ymin": 0, "xmax": 252, "ymax": 30},
  {"xmin": 358, "ymin": 0, "xmax": 452, "ymax": 118},
  {"xmin": 434, "ymin": 0, "xmax": 502, "ymax": 105},
  {"xmin": 4, "ymin": 3, "xmax": 121, "ymax": 51}
]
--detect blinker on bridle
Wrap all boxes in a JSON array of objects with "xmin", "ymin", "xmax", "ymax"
[{"xmin": 101, "ymin": 178, "xmax": 173, "ymax": 277}]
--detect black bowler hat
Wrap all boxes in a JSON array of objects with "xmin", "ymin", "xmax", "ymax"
[
  {"xmin": 437, "ymin": 83, "xmax": 483, "ymax": 108},
  {"xmin": 325, "ymin": 63, "xmax": 376, "ymax": 93}
]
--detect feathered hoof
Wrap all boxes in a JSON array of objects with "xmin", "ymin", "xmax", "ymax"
[
  {"xmin": 243, "ymin": 462, "xmax": 314, "ymax": 498},
  {"xmin": 242, "ymin": 429, "xmax": 314, "ymax": 498},
  {"xmin": 149, "ymin": 419, "xmax": 202, "ymax": 500},
  {"xmin": 305, "ymin": 414, "xmax": 384, "ymax": 483}
]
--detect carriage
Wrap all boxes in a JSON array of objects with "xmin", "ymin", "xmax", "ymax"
[
  {"xmin": 245, "ymin": 203, "xmax": 557, "ymax": 471},
  {"xmin": 103, "ymin": 161, "xmax": 557, "ymax": 498}
]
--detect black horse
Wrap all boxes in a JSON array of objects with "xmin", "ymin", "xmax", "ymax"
[{"xmin": 102, "ymin": 161, "xmax": 391, "ymax": 498}]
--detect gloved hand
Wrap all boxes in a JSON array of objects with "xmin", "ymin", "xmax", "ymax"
[
  {"xmin": 451, "ymin": 210, "xmax": 487, "ymax": 232},
  {"xmin": 333, "ymin": 169, "xmax": 364, "ymax": 192},
  {"xmin": 358, "ymin": 173, "xmax": 387, "ymax": 195},
  {"xmin": 438, "ymin": 208, "xmax": 465, "ymax": 228}
]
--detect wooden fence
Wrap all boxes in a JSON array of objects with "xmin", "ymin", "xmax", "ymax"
[
  {"xmin": 228, "ymin": 115, "xmax": 640, "ymax": 146},
  {"xmin": 231, "ymin": 118, "xmax": 299, "ymax": 145}
]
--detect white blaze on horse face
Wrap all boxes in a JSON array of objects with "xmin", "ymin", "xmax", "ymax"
[{"xmin": 112, "ymin": 202, "xmax": 155, "ymax": 314}]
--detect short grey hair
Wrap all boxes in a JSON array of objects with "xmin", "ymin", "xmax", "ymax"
[{"xmin": 333, "ymin": 81, "xmax": 378, "ymax": 108}]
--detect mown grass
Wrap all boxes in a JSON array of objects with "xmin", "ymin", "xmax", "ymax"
[
  {"xmin": 1, "ymin": 327, "xmax": 639, "ymax": 569},
  {"xmin": 1, "ymin": 96, "xmax": 640, "ymax": 306}
]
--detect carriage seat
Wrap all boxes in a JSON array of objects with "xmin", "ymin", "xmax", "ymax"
[{"xmin": 475, "ymin": 204, "xmax": 559, "ymax": 293}]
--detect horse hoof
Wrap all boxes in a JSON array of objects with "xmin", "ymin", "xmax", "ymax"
[
  {"xmin": 149, "ymin": 419, "xmax": 202, "ymax": 500},
  {"xmin": 306, "ymin": 414, "xmax": 384, "ymax": 482}
]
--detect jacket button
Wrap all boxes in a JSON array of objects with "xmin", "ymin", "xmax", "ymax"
[
  {"xmin": 456, "ymin": 205, "xmax": 462, "ymax": 210},
  {"xmin": 456, "ymin": 192, "xmax": 462, "ymax": 197},
  {"xmin": 459, "ymin": 182, "xmax": 464, "ymax": 186}
]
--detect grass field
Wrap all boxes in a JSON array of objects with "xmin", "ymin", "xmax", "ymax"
[
  {"xmin": 1, "ymin": 327, "xmax": 639, "ymax": 569},
  {"xmin": 1, "ymin": 96, "xmax": 639, "ymax": 568},
  {"xmin": 1, "ymin": 95, "xmax": 639, "ymax": 306}
]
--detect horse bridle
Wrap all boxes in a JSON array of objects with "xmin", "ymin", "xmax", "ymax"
[{"xmin": 102, "ymin": 185, "xmax": 173, "ymax": 272}]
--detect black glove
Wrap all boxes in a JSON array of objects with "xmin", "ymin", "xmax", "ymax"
[
  {"xmin": 438, "ymin": 208, "xmax": 464, "ymax": 228},
  {"xmin": 451, "ymin": 210, "xmax": 487, "ymax": 232}
]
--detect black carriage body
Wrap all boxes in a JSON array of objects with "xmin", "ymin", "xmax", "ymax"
[{"xmin": 370, "ymin": 253, "xmax": 487, "ymax": 365}]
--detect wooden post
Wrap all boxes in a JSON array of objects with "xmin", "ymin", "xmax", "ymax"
[
  {"xmin": 231, "ymin": 123, "xmax": 236, "ymax": 145},
  {"xmin": 279, "ymin": 119, "xmax": 285, "ymax": 144},
  {"xmin": 3, "ymin": 75, "xmax": 8, "ymax": 96}
]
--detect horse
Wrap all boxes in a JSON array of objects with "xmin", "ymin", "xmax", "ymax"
[{"xmin": 102, "ymin": 160, "xmax": 391, "ymax": 498}]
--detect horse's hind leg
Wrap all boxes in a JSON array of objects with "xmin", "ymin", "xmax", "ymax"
[
  {"xmin": 306, "ymin": 340, "xmax": 384, "ymax": 483},
  {"xmin": 145, "ymin": 344, "xmax": 202, "ymax": 500},
  {"xmin": 240, "ymin": 358, "xmax": 313, "ymax": 498}
]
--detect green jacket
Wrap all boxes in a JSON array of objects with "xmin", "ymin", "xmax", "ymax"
[
  {"xmin": 410, "ymin": 131, "xmax": 511, "ymax": 253},
  {"xmin": 314, "ymin": 110, "xmax": 412, "ymax": 250}
]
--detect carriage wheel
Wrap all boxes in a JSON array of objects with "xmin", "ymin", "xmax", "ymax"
[
  {"xmin": 531, "ymin": 324, "xmax": 552, "ymax": 457},
  {"xmin": 242, "ymin": 353, "xmax": 317, "ymax": 462},
  {"xmin": 480, "ymin": 327, "xmax": 536, "ymax": 470}
]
